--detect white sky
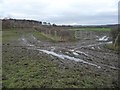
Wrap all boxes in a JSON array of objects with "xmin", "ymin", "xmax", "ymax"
[{"xmin": 0, "ymin": 0, "xmax": 119, "ymax": 25}]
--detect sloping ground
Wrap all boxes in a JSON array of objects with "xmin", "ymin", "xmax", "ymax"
[
  {"xmin": 2, "ymin": 28, "xmax": 119, "ymax": 88},
  {"xmin": 35, "ymin": 26, "xmax": 76, "ymax": 42}
]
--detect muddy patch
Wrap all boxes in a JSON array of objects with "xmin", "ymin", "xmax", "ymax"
[{"xmin": 19, "ymin": 34, "xmax": 119, "ymax": 70}]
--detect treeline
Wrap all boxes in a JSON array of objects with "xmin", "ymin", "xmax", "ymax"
[{"xmin": 2, "ymin": 18, "xmax": 56, "ymax": 29}]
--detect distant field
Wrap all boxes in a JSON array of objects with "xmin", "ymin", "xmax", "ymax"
[
  {"xmin": 2, "ymin": 28, "xmax": 51, "ymax": 42},
  {"xmin": 68, "ymin": 28, "xmax": 111, "ymax": 31}
]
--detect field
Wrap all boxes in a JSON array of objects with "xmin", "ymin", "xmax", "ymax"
[
  {"xmin": 69, "ymin": 28, "xmax": 111, "ymax": 31},
  {"xmin": 2, "ymin": 28, "xmax": 119, "ymax": 88}
]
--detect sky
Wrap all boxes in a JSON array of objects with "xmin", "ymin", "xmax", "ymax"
[{"xmin": 0, "ymin": 0, "xmax": 119, "ymax": 25}]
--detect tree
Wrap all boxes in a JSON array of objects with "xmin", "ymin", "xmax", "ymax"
[
  {"xmin": 48, "ymin": 23, "xmax": 51, "ymax": 26},
  {"xmin": 52, "ymin": 24, "xmax": 56, "ymax": 26}
]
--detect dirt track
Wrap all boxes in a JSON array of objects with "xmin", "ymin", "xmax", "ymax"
[{"xmin": 16, "ymin": 30, "xmax": 118, "ymax": 70}]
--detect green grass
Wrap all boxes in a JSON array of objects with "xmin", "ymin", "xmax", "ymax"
[
  {"xmin": 105, "ymin": 44, "xmax": 120, "ymax": 51},
  {"xmin": 2, "ymin": 28, "xmax": 33, "ymax": 41},
  {"xmin": 32, "ymin": 30, "xmax": 54, "ymax": 42},
  {"xmin": 69, "ymin": 28, "xmax": 111, "ymax": 31},
  {"xmin": 40, "ymin": 33, "xmax": 76, "ymax": 42},
  {"xmin": 2, "ymin": 28, "xmax": 53, "ymax": 42},
  {"xmin": 2, "ymin": 28, "xmax": 75, "ymax": 42}
]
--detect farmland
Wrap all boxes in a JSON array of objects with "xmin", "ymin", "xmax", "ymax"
[{"xmin": 2, "ymin": 25, "xmax": 119, "ymax": 88}]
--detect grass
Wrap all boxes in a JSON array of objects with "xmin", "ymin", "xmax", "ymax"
[
  {"xmin": 32, "ymin": 30, "xmax": 54, "ymax": 42},
  {"xmin": 2, "ymin": 28, "xmax": 53, "ymax": 42},
  {"xmin": 40, "ymin": 33, "xmax": 76, "ymax": 42},
  {"xmin": 105, "ymin": 44, "xmax": 120, "ymax": 51},
  {"xmin": 2, "ymin": 47, "xmax": 112, "ymax": 88},
  {"xmin": 2, "ymin": 28, "xmax": 75, "ymax": 42},
  {"xmin": 2, "ymin": 29, "xmax": 20, "ymax": 41},
  {"xmin": 32, "ymin": 30, "xmax": 71, "ymax": 42},
  {"xmin": 2, "ymin": 28, "xmax": 33, "ymax": 41},
  {"xmin": 69, "ymin": 28, "xmax": 111, "ymax": 31}
]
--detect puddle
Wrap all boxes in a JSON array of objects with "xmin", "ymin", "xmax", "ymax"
[
  {"xmin": 97, "ymin": 46, "xmax": 101, "ymax": 49},
  {"xmin": 27, "ymin": 44, "xmax": 35, "ymax": 47},
  {"xmin": 91, "ymin": 47, "xmax": 95, "ymax": 49},
  {"xmin": 37, "ymin": 49, "xmax": 101, "ymax": 68},
  {"xmin": 73, "ymin": 52, "xmax": 79, "ymax": 56},
  {"xmin": 76, "ymin": 51, "xmax": 89, "ymax": 57},
  {"xmin": 69, "ymin": 49, "xmax": 74, "ymax": 52},
  {"xmin": 21, "ymin": 38, "xmax": 27, "ymax": 42},
  {"xmin": 74, "ymin": 42, "xmax": 112, "ymax": 50},
  {"xmin": 38, "ymin": 49, "xmax": 65, "ymax": 59},
  {"xmin": 20, "ymin": 37, "xmax": 35, "ymax": 47},
  {"xmin": 50, "ymin": 47, "xmax": 56, "ymax": 51},
  {"xmin": 106, "ymin": 41, "xmax": 112, "ymax": 44},
  {"xmin": 20, "ymin": 36, "xmax": 118, "ymax": 70},
  {"xmin": 65, "ymin": 52, "xmax": 69, "ymax": 54},
  {"xmin": 97, "ymin": 36, "xmax": 109, "ymax": 41}
]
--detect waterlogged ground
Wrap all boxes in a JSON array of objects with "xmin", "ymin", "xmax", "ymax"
[{"xmin": 2, "ymin": 29, "xmax": 119, "ymax": 88}]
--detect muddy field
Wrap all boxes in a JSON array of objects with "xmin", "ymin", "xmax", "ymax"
[{"xmin": 2, "ymin": 28, "xmax": 119, "ymax": 88}]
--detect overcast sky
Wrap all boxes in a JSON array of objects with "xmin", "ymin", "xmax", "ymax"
[{"xmin": 0, "ymin": 0, "xmax": 119, "ymax": 25}]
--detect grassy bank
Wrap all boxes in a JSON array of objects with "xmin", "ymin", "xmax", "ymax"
[{"xmin": 40, "ymin": 33, "xmax": 76, "ymax": 42}]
